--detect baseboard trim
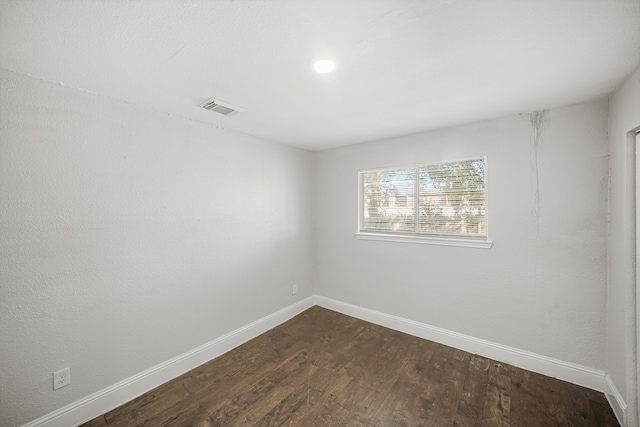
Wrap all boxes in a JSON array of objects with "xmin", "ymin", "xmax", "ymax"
[
  {"xmin": 21, "ymin": 295, "xmax": 614, "ymax": 427},
  {"xmin": 604, "ymin": 374, "xmax": 627, "ymax": 426},
  {"xmin": 315, "ymin": 295, "xmax": 606, "ymax": 393},
  {"xmin": 21, "ymin": 297, "xmax": 315, "ymax": 427}
]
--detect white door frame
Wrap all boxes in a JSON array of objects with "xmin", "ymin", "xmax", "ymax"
[{"xmin": 635, "ymin": 128, "xmax": 640, "ymax": 427}]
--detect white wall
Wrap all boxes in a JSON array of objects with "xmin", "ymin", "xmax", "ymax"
[
  {"xmin": 2, "ymin": 60, "xmax": 632, "ymax": 427},
  {"xmin": 314, "ymin": 100, "xmax": 609, "ymax": 370},
  {"xmin": 607, "ymin": 65, "xmax": 640, "ymax": 427},
  {"xmin": 0, "ymin": 68, "xmax": 313, "ymax": 427}
]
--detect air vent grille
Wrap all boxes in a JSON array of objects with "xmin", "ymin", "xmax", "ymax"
[{"xmin": 200, "ymin": 98, "xmax": 244, "ymax": 117}]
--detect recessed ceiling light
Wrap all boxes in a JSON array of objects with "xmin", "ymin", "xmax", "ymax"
[{"xmin": 313, "ymin": 60, "xmax": 336, "ymax": 73}]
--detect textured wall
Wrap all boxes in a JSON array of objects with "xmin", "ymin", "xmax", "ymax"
[
  {"xmin": 314, "ymin": 99, "xmax": 609, "ymax": 369},
  {"xmin": 0, "ymin": 68, "xmax": 313, "ymax": 426},
  {"xmin": 607, "ymin": 65, "xmax": 640, "ymax": 426}
]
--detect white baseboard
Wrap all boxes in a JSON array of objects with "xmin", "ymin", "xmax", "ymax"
[
  {"xmin": 315, "ymin": 295, "xmax": 607, "ymax": 393},
  {"xmin": 22, "ymin": 295, "xmax": 616, "ymax": 427},
  {"xmin": 21, "ymin": 297, "xmax": 315, "ymax": 427},
  {"xmin": 604, "ymin": 374, "xmax": 627, "ymax": 426}
]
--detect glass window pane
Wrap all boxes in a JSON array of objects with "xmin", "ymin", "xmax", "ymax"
[
  {"xmin": 362, "ymin": 168, "xmax": 415, "ymax": 232},
  {"xmin": 418, "ymin": 159, "xmax": 486, "ymax": 236}
]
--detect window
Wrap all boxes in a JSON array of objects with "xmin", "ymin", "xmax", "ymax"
[{"xmin": 357, "ymin": 157, "xmax": 492, "ymax": 248}]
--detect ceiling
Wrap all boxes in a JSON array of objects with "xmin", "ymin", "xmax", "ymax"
[{"xmin": 1, "ymin": 1, "xmax": 639, "ymax": 151}]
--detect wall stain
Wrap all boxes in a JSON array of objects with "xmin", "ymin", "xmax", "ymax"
[{"xmin": 527, "ymin": 110, "xmax": 548, "ymax": 230}]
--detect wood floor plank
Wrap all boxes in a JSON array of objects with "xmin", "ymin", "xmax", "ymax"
[
  {"xmin": 398, "ymin": 382, "xmax": 431, "ymax": 426},
  {"xmin": 180, "ymin": 330, "xmax": 297, "ymax": 396},
  {"xmin": 534, "ymin": 371, "xmax": 570, "ymax": 426},
  {"xmin": 456, "ymin": 354, "xmax": 490, "ymax": 423},
  {"xmin": 79, "ymin": 307, "xmax": 619, "ymax": 427},
  {"xmin": 557, "ymin": 379, "xmax": 601, "ymax": 426},
  {"xmin": 508, "ymin": 364, "xmax": 537, "ymax": 427},
  {"xmin": 292, "ymin": 368, "xmax": 353, "ymax": 425},
  {"xmin": 312, "ymin": 401, "xmax": 350, "ymax": 426},
  {"xmin": 588, "ymin": 394, "xmax": 621, "ymax": 427},
  {"xmin": 102, "ymin": 376, "xmax": 191, "ymax": 426},
  {"xmin": 248, "ymin": 383, "xmax": 305, "ymax": 426},
  {"xmin": 404, "ymin": 342, "xmax": 460, "ymax": 426},
  {"xmin": 481, "ymin": 369, "xmax": 511, "ymax": 427},
  {"xmin": 368, "ymin": 379, "xmax": 413, "ymax": 426},
  {"xmin": 208, "ymin": 369, "xmax": 291, "ymax": 424},
  {"xmin": 146, "ymin": 403, "xmax": 214, "ymax": 427},
  {"xmin": 79, "ymin": 415, "xmax": 108, "ymax": 427},
  {"xmin": 368, "ymin": 334, "xmax": 412, "ymax": 384},
  {"xmin": 230, "ymin": 385, "xmax": 295, "ymax": 426},
  {"xmin": 203, "ymin": 336, "xmax": 307, "ymax": 406},
  {"xmin": 398, "ymin": 342, "xmax": 434, "ymax": 384}
]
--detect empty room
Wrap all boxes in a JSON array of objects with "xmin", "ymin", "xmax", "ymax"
[{"xmin": 1, "ymin": 1, "xmax": 640, "ymax": 426}]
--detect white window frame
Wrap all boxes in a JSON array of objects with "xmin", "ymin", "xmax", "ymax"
[{"xmin": 356, "ymin": 157, "xmax": 493, "ymax": 249}]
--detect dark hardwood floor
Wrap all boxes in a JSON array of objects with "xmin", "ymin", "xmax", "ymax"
[{"xmin": 80, "ymin": 306, "xmax": 619, "ymax": 426}]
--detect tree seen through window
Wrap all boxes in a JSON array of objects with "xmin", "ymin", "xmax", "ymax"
[{"xmin": 361, "ymin": 158, "xmax": 486, "ymax": 237}]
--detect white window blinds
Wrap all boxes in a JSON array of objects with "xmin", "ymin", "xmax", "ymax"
[{"xmin": 360, "ymin": 158, "xmax": 487, "ymax": 239}]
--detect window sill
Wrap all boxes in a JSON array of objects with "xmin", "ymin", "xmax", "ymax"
[{"xmin": 354, "ymin": 232, "xmax": 493, "ymax": 249}]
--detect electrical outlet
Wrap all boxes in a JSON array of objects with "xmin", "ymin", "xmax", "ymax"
[
  {"xmin": 292, "ymin": 284, "xmax": 297, "ymax": 295},
  {"xmin": 53, "ymin": 367, "xmax": 70, "ymax": 390}
]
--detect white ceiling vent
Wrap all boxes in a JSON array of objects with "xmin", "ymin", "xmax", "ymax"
[{"xmin": 199, "ymin": 98, "xmax": 244, "ymax": 117}]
